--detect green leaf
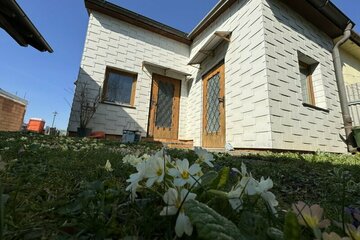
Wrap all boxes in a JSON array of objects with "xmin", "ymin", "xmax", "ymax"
[
  {"xmin": 200, "ymin": 171, "xmax": 218, "ymax": 186},
  {"xmin": 284, "ymin": 212, "xmax": 300, "ymax": 240},
  {"xmin": 238, "ymin": 211, "xmax": 269, "ymax": 240},
  {"xmin": 184, "ymin": 199, "xmax": 246, "ymax": 240},
  {"xmin": 212, "ymin": 166, "xmax": 230, "ymax": 190},
  {"xmin": 267, "ymin": 227, "xmax": 284, "ymax": 240}
]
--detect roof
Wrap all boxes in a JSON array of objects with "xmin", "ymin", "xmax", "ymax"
[
  {"xmin": 340, "ymin": 30, "xmax": 360, "ymax": 60},
  {"xmin": 85, "ymin": 0, "xmax": 358, "ymax": 46},
  {"xmin": 0, "ymin": 0, "xmax": 53, "ymax": 52},
  {"xmin": 0, "ymin": 88, "xmax": 28, "ymax": 105},
  {"xmin": 190, "ymin": 0, "xmax": 355, "ymax": 39},
  {"xmin": 85, "ymin": 0, "xmax": 191, "ymax": 45}
]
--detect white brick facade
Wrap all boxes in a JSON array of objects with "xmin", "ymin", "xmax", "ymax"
[
  {"xmin": 68, "ymin": 12, "xmax": 191, "ymax": 137},
  {"xmin": 68, "ymin": 0, "xmax": 348, "ymax": 152},
  {"xmin": 262, "ymin": 0, "xmax": 346, "ymax": 152}
]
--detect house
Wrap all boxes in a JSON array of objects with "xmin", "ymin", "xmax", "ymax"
[
  {"xmin": 68, "ymin": 0, "xmax": 360, "ymax": 153},
  {"xmin": 341, "ymin": 31, "xmax": 360, "ymax": 85},
  {"xmin": 0, "ymin": 0, "xmax": 52, "ymax": 52},
  {"xmin": 341, "ymin": 32, "xmax": 360, "ymax": 127},
  {"xmin": 0, "ymin": 89, "xmax": 27, "ymax": 132}
]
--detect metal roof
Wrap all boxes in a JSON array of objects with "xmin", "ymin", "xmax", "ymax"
[
  {"xmin": 0, "ymin": 0, "xmax": 53, "ymax": 52},
  {"xmin": 0, "ymin": 88, "xmax": 28, "ymax": 105},
  {"xmin": 86, "ymin": 0, "xmax": 359, "ymax": 45}
]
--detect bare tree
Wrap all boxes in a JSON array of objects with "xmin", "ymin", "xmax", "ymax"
[{"xmin": 75, "ymin": 82, "xmax": 101, "ymax": 129}]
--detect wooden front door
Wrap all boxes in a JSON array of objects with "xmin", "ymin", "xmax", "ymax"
[
  {"xmin": 202, "ymin": 64, "xmax": 226, "ymax": 148},
  {"xmin": 148, "ymin": 74, "xmax": 181, "ymax": 140}
]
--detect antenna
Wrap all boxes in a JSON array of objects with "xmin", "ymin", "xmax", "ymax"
[{"xmin": 51, "ymin": 111, "xmax": 58, "ymax": 128}]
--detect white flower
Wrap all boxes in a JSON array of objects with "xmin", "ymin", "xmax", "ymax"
[
  {"xmin": 255, "ymin": 177, "xmax": 278, "ymax": 214},
  {"xmin": 169, "ymin": 159, "xmax": 201, "ymax": 187},
  {"xmin": 227, "ymin": 184, "xmax": 244, "ymax": 212},
  {"xmin": 104, "ymin": 160, "xmax": 113, "ymax": 172},
  {"xmin": 240, "ymin": 176, "xmax": 258, "ymax": 195},
  {"xmin": 122, "ymin": 155, "xmax": 142, "ymax": 167},
  {"xmin": 232, "ymin": 162, "xmax": 248, "ymax": 176},
  {"xmin": 126, "ymin": 161, "xmax": 146, "ymax": 200},
  {"xmin": 144, "ymin": 155, "xmax": 166, "ymax": 187},
  {"xmin": 160, "ymin": 188, "xmax": 196, "ymax": 237},
  {"xmin": 194, "ymin": 147, "xmax": 214, "ymax": 167},
  {"xmin": 154, "ymin": 148, "xmax": 171, "ymax": 163}
]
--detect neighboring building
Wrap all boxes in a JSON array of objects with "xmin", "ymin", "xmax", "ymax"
[
  {"xmin": 342, "ymin": 32, "xmax": 360, "ymax": 126},
  {"xmin": 68, "ymin": 0, "xmax": 359, "ymax": 153},
  {"xmin": 341, "ymin": 31, "xmax": 360, "ymax": 85},
  {"xmin": 0, "ymin": 89, "xmax": 27, "ymax": 132}
]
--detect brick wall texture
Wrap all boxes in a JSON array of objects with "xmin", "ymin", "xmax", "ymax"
[
  {"xmin": 0, "ymin": 95, "xmax": 26, "ymax": 132},
  {"xmin": 68, "ymin": 0, "xmax": 347, "ymax": 153}
]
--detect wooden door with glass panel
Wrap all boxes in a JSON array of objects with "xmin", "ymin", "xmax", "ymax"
[
  {"xmin": 202, "ymin": 64, "xmax": 226, "ymax": 148},
  {"xmin": 148, "ymin": 74, "xmax": 181, "ymax": 140}
]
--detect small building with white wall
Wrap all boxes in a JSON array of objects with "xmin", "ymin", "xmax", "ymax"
[{"xmin": 68, "ymin": 0, "xmax": 360, "ymax": 153}]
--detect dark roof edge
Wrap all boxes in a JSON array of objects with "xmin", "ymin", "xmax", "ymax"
[
  {"xmin": 85, "ymin": 0, "xmax": 192, "ymax": 45},
  {"xmin": 189, "ymin": 0, "xmax": 355, "ymax": 40},
  {"xmin": 350, "ymin": 30, "xmax": 360, "ymax": 47},
  {"xmin": 305, "ymin": 0, "xmax": 354, "ymax": 31},
  {"xmin": 12, "ymin": 0, "xmax": 53, "ymax": 53},
  {"xmin": 188, "ymin": 0, "xmax": 237, "ymax": 39}
]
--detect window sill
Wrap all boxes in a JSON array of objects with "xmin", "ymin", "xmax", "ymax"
[
  {"xmin": 302, "ymin": 103, "xmax": 329, "ymax": 113},
  {"xmin": 101, "ymin": 101, "xmax": 136, "ymax": 109}
]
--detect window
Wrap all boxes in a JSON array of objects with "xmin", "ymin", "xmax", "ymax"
[
  {"xmin": 102, "ymin": 68, "xmax": 137, "ymax": 106},
  {"xmin": 299, "ymin": 61, "xmax": 315, "ymax": 106}
]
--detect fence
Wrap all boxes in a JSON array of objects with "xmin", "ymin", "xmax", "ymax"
[{"xmin": 346, "ymin": 82, "xmax": 360, "ymax": 126}]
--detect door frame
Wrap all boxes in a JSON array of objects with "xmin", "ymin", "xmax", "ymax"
[
  {"xmin": 202, "ymin": 62, "xmax": 226, "ymax": 148},
  {"xmin": 147, "ymin": 73, "xmax": 181, "ymax": 140}
]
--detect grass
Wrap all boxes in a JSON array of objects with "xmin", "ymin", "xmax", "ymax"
[{"xmin": 0, "ymin": 132, "xmax": 359, "ymax": 239}]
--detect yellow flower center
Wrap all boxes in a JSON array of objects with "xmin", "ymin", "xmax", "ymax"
[
  {"xmin": 156, "ymin": 168, "xmax": 163, "ymax": 176},
  {"xmin": 181, "ymin": 171, "xmax": 190, "ymax": 179},
  {"xmin": 303, "ymin": 215, "xmax": 319, "ymax": 229}
]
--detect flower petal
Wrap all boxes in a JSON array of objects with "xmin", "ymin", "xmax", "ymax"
[
  {"xmin": 160, "ymin": 206, "xmax": 178, "ymax": 216},
  {"xmin": 189, "ymin": 164, "xmax": 201, "ymax": 175},
  {"xmin": 168, "ymin": 168, "xmax": 179, "ymax": 177},
  {"xmin": 175, "ymin": 212, "xmax": 193, "ymax": 237},
  {"xmin": 174, "ymin": 178, "xmax": 186, "ymax": 187},
  {"xmin": 163, "ymin": 188, "xmax": 178, "ymax": 205}
]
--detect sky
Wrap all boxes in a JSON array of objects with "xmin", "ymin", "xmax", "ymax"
[{"xmin": 0, "ymin": 0, "xmax": 359, "ymax": 130}]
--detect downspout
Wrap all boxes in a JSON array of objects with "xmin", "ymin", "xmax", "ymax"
[{"xmin": 332, "ymin": 23, "xmax": 356, "ymax": 152}]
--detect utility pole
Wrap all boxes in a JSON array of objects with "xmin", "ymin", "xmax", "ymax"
[{"xmin": 51, "ymin": 111, "xmax": 58, "ymax": 128}]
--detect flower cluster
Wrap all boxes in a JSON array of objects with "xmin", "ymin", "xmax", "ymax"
[
  {"xmin": 292, "ymin": 202, "xmax": 360, "ymax": 240},
  {"xmin": 125, "ymin": 148, "xmax": 213, "ymax": 237},
  {"xmin": 124, "ymin": 148, "xmax": 280, "ymax": 238},
  {"xmin": 228, "ymin": 163, "xmax": 278, "ymax": 214}
]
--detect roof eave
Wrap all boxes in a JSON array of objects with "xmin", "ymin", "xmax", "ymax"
[
  {"xmin": 188, "ymin": 0, "xmax": 237, "ymax": 40},
  {"xmin": 84, "ymin": 0, "xmax": 192, "ymax": 45},
  {"xmin": 0, "ymin": 0, "xmax": 53, "ymax": 53},
  {"xmin": 189, "ymin": 0, "xmax": 355, "ymax": 41},
  {"xmin": 350, "ymin": 30, "xmax": 360, "ymax": 47}
]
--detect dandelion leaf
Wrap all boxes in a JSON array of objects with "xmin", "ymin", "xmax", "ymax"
[
  {"xmin": 184, "ymin": 199, "xmax": 247, "ymax": 240},
  {"xmin": 211, "ymin": 166, "xmax": 230, "ymax": 190},
  {"xmin": 238, "ymin": 211, "xmax": 269, "ymax": 240},
  {"xmin": 284, "ymin": 212, "xmax": 300, "ymax": 240},
  {"xmin": 200, "ymin": 171, "xmax": 218, "ymax": 186}
]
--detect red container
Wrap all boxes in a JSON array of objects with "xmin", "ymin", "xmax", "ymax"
[{"xmin": 27, "ymin": 118, "xmax": 45, "ymax": 133}]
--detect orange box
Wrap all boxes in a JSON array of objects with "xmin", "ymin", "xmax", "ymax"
[{"xmin": 27, "ymin": 118, "xmax": 45, "ymax": 133}]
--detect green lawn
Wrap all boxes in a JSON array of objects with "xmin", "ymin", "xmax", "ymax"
[{"xmin": 0, "ymin": 132, "xmax": 359, "ymax": 239}]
